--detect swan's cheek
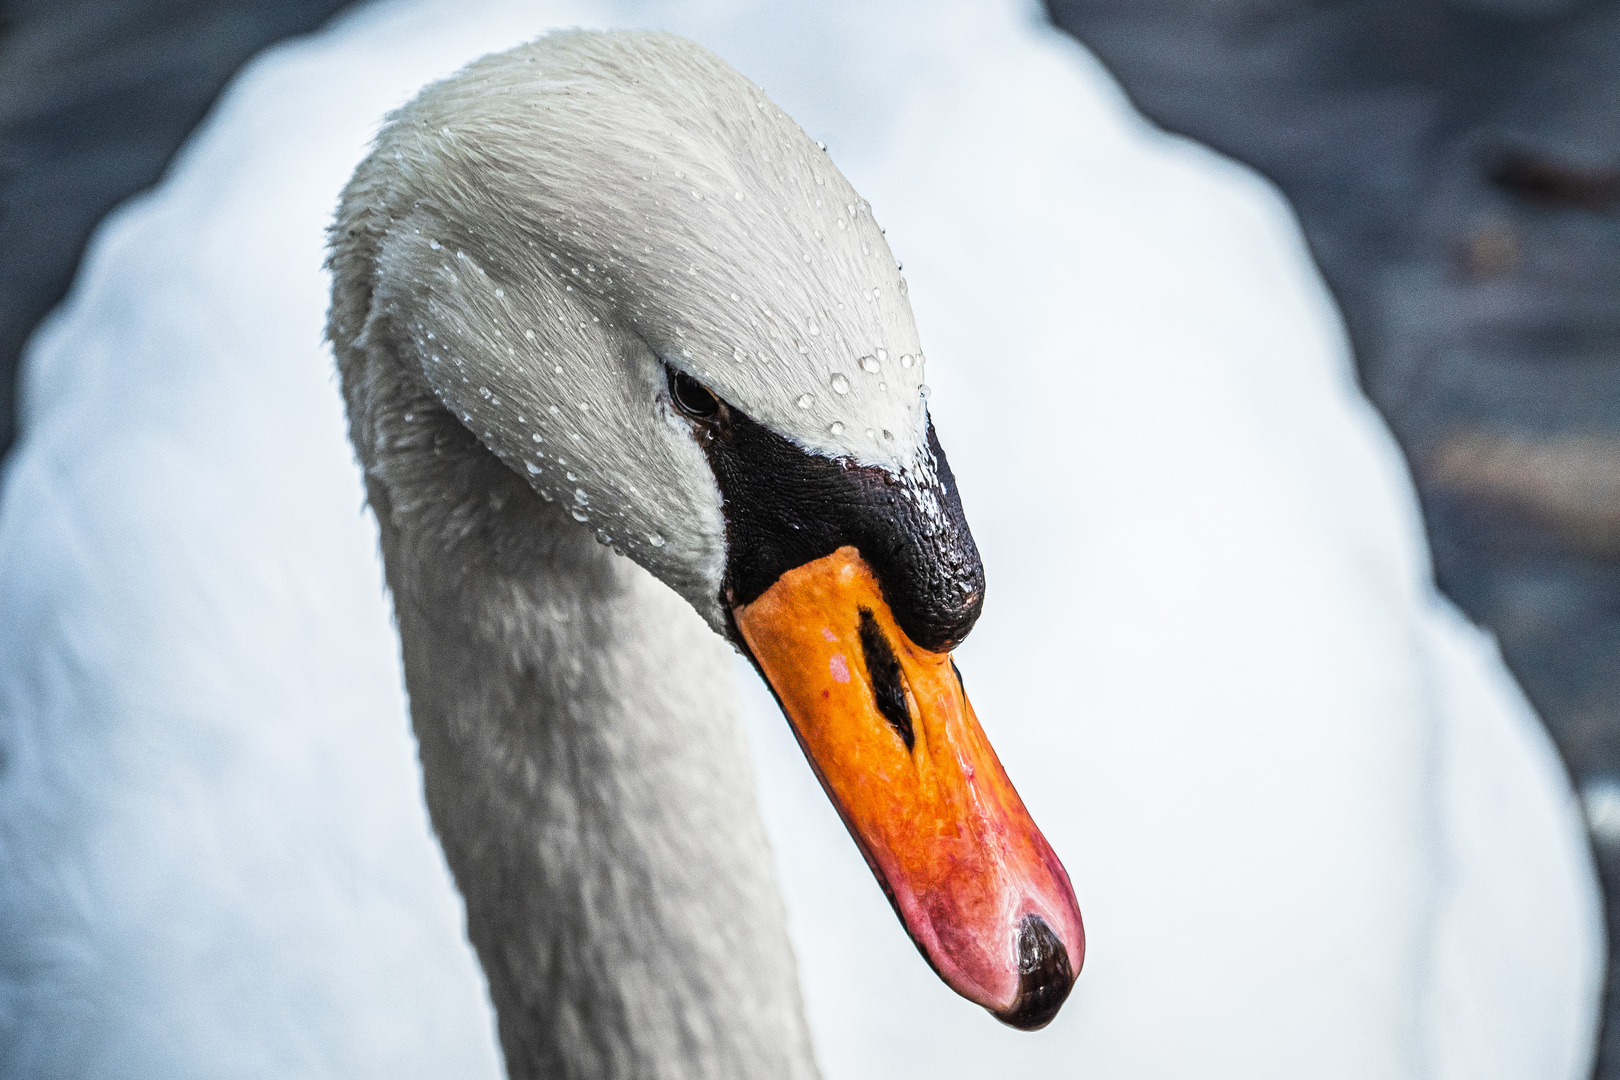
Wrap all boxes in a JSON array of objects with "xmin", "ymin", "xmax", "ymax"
[{"xmin": 732, "ymin": 545, "xmax": 1083, "ymax": 1030}]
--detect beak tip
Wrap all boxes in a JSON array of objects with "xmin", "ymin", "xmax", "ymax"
[{"xmin": 991, "ymin": 913, "xmax": 1078, "ymax": 1032}]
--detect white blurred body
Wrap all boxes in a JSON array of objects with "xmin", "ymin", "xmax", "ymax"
[{"xmin": 0, "ymin": 0, "xmax": 1600, "ymax": 1077}]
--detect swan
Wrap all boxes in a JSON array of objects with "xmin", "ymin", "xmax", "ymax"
[
  {"xmin": 0, "ymin": 0, "xmax": 1604, "ymax": 1077},
  {"xmin": 326, "ymin": 23, "xmax": 1084, "ymax": 1066}
]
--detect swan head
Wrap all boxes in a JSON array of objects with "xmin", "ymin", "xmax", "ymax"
[{"xmin": 330, "ymin": 29, "xmax": 1081, "ymax": 1029}]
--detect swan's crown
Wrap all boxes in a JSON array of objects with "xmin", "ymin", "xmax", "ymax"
[{"xmin": 387, "ymin": 29, "xmax": 927, "ymax": 467}]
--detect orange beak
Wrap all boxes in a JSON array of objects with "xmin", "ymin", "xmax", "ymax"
[{"xmin": 733, "ymin": 546, "xmax": 1083, "ymax": 1029}]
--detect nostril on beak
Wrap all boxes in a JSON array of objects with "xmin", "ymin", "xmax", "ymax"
[
  {"xmin": 994, "ymin": 913, "xmax": 1075, "ymax": 1031},
  {"xmin": 858, "ymin": 607, "xmax": 915, "ymax": 751}
]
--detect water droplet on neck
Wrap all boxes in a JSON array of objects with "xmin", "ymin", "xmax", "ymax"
[
  {"xmin": 875, "ymin": 348, "xmax": 888, "ymax": 363},
  {"xmin": 525, "ymin": 461, "xmax": 541, "ymax": 474},
  {"xmin": 571, "ymin": 508, "xmax": 589, "ymax": 523},
  {"xmin": 900, "ymin": 353, "xmax": 914, "ymax": 368},
  {"xmin": 919, "ymin": 384, "xmax": 931, "ymax": 399},
  {"xmin": 830, "ymin": 373, "xmax": 850, "ymax": 395},
  {"xmin": 829, "ymin": 421, "xmax": 845, "ymax": 436},
  {"xmin": 648, "ymin": 533, "xmax": 666, "ymax": 548},
  {"xmin": 859, "ymin": 355, "xmax": 879, "ymax": 373}
]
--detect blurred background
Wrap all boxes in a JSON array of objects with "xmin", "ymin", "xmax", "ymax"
[
  {"xmin": 0, "ymin": 0, "xmax": 1614, "ymax": 1071},
  {"xmin": 1042, "ymin": 0, "xmax": 1620, "ymax": 1069}
]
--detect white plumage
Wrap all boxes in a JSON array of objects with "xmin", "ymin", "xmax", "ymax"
[{"xmin": 0, "ymin": 0, "xmax": 1601, "ymax": 1077}]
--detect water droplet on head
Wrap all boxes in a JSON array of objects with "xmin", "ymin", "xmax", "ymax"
[
  {"xmin": 900, "ymin": 353, "xmax": 914, "ymax": 368},
  {"xmin": 919, "ymin": 384, "xmax": 931, "ymax": 399},
  {"xmin": 830, "ymin": 373, "xmax": 850, "ymax": 394},
  {"xmin": 571, "ymin": 508, "xmax": 589, "ymax": 523},
  {"xmin": 574, "ymin": 489, "xmax": 589, "ymax": 505},
  {"xmin": 875, "ymin": 348, "xmax": 888, "ymax": 363},
  {"xmin": 525, "ymin": 462, "xmax": 541, "ymax": 474},
  {"xmin": 796, "ymin": 393, "xmax": 813, "ymax": 409},
  {"xmin": 829, "ymin": 421, "xmax": 845, "ymax": 436},
  {"xmin": 648, "ymin": 533, "xmax": 666, "ymax": 547},
  {"xmin": 859, "ymin": 355, "xmax": 879, "ymax": 373}
]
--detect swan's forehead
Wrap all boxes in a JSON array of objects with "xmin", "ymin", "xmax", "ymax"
[{"xmin": 434, "ymin": 30, "xmax": 932, "ymax": 470}]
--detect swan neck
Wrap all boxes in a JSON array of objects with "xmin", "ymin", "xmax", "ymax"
[{"xmin": 373, "ymin": 435, "xmax": 817, "ymax": 1079}]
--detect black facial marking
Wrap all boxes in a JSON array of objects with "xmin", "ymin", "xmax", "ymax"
[
  {"xmin": 858, "ymin": 608, "xmax": 915, "ymax": 752},
  {"xmin": 994, "ymin": 914, "xmax": 1075, "ymax": 1032},
  {"xmin": 680, "ymin": 379, "xmax": 984, "ymax": 653}
]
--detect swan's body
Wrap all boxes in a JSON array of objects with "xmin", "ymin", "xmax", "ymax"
[{"xmin": 0, "ymin": 0, "xmax": 1602, "ymax": 1077}]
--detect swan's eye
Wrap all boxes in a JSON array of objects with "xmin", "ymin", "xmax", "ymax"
[{"xmin": 668, "ymin": 367, "xmax": 720, "ymax": 419}]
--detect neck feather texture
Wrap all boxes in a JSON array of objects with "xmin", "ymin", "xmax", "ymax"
[{"xmin": 335, "ymin": 351, "xmax": 818, "ymax": 1079}]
